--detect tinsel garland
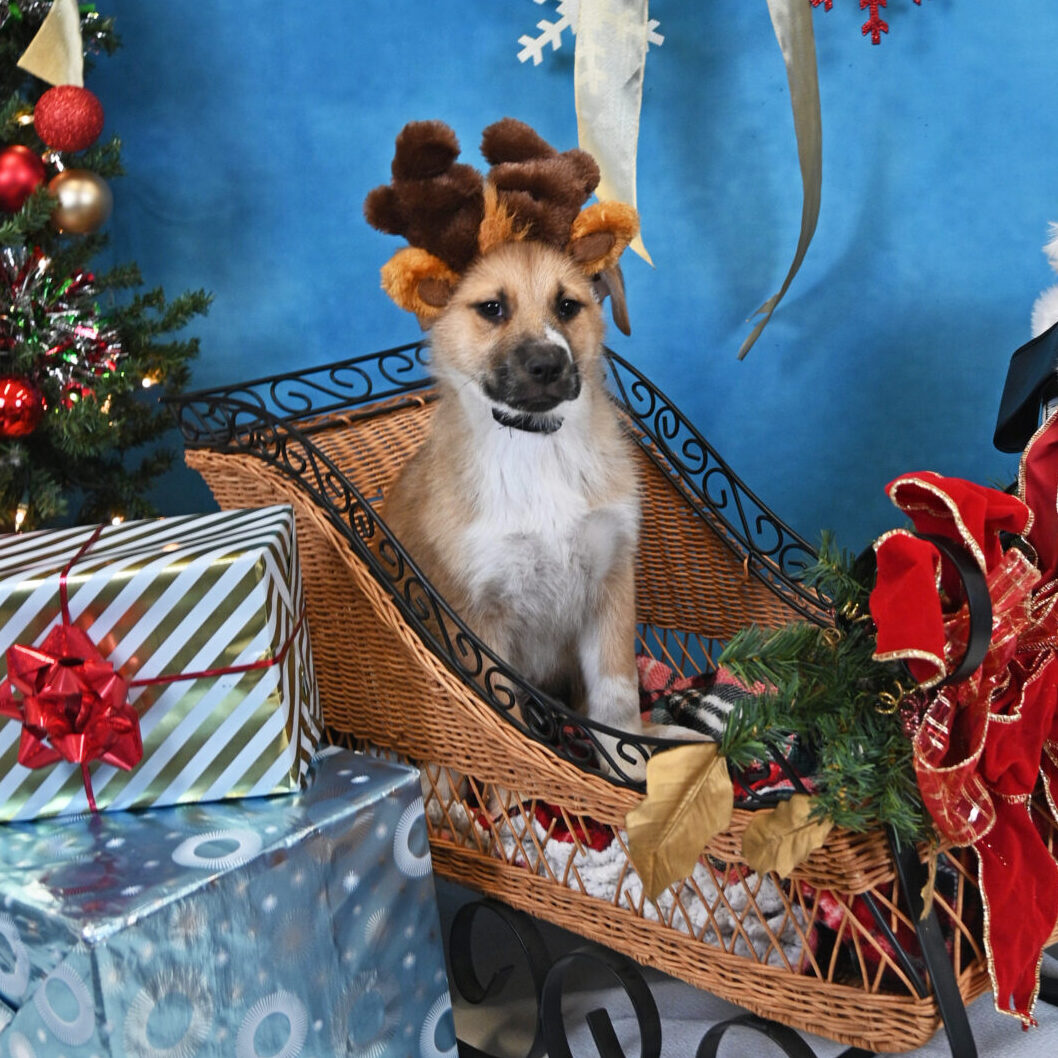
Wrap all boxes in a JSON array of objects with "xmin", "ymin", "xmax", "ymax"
[{"xmin": 0, "ymin": 245, "xmax": 123, "ymax": 407}]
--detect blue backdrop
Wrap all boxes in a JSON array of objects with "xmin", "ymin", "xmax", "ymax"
[{"xmin": 88, "ymin": 0, "xmax": 1058, "ymax": 555}]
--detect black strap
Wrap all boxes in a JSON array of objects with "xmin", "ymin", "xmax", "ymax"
[
  {"xmin": 1039, "ymin": 974, "xmax": 1058, "ymax": 1006},
  {"xmin": 888, "ymin": 833, "xmax": 978, "ymax": 1058},
  {"xmin": 914, "ymin": 533, "xmax": 993, "ymax": 687}
]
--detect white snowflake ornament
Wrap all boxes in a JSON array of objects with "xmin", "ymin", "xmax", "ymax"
[{"xmin": 517, "ymin": 0, "xmax": 663, "ymax": 65}]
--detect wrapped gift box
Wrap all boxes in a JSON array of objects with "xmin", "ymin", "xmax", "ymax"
[
  {"xmin": 0, "ymin": 506, "xmax": 322, "ymax": 821},
  {"xmin": 0, "ymin": 748, "xmax": 455, "ymax": 1057}
]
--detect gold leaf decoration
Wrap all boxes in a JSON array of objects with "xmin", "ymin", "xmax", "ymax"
[
  {"xmin": 625, "ymin": 742, "xmax": 733, "ymax": 901},
  {"xmin": 741, "ymin": 794, "xmax": 833, "ymax": 878}
]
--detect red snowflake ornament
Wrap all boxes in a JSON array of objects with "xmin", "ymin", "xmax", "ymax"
[{"xmin": 812, "ymin": 0, "xmax": 925, "ymax": 45}]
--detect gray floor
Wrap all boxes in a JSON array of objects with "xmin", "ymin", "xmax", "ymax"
[{"xmin": 436, "ymin": 879, "xmax": 1058, "ymax": 1057}]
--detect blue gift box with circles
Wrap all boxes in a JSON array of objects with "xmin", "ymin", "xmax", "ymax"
[{"xmin": 0, "ymin": 747, "xmax": 456, "ymax": 1058}]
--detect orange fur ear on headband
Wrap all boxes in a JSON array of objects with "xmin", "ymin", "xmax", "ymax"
[
  {"xmin": 567, "ymin": 201, "xmax": 640, "ymax": 276},
  {"xmin": 380, "ymin": 247, "xmax": 460, "ymax": 326}
]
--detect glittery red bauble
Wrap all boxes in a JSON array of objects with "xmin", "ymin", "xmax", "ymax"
[
  {"xmin": 0, "ymin": 145, "xmax": 46, "ymax": 212},
  {"xmin": 0, "ymin": 376, "xmax": 45, "ymax": 438},
  {"xmin": 33, "ymin": 86, "xmax": 105, "ymax": 153}
]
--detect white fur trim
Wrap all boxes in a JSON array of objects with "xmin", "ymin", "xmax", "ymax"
[
  {"xmin": 1031, "ymin": 285, "xmax": 1058, "ymax": 337},
  {"xmin": 1044, "ymin": 221, "xmax": 1058, "ymax": 272}
]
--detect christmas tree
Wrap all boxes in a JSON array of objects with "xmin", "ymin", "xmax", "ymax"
[{"xmin": 0, "ymin": 1, "xmax": 209, "ymax": 532}]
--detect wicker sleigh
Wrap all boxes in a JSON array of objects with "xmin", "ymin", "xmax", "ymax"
[{"xmin": 170, "ymin": 343, "xmax": 1041, "ymax": 1055}]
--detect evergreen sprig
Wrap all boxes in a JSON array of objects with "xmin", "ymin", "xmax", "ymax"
[{"xmin": 719, "ymin": 532, "xmax": 933, "ymax": 846}]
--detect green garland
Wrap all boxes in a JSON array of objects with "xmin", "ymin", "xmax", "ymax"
[{"xmin": 718, "ymin": 532, "xmax": 934, "ymax": 847}]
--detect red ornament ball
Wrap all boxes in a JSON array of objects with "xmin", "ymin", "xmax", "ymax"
[
  {"xmin": 0, "ymin": 376, "xmax": 45, "ymax": 438},
  {"xmin": 0, "ymin": 145, "xmax": 46, "ymax": 212},
  {"xmin": 33, "ymin": 85, "xmax": 105, "ymax": 153}
]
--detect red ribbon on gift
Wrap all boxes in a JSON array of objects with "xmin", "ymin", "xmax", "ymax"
[
  {"xmin": 0, "ymin": 522, "xmax": 306, "ymax": 814},
  {"xmin": 869, "ymin": 456, "xmax": 1058, "ymax": 1028},
  {"xmin": 0, "ymin": 526, "xmax": 141, "ymax": 812}
]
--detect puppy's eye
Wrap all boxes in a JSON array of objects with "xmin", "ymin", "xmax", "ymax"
[
  {"xmin": 556, "ymin": 297, "xmax": 582, "ymax": 322},
  {"xmin": 475, "ymin": 300, "xmax": 505, "ymax": 322}
]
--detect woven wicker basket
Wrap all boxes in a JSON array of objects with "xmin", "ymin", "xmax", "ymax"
[{"xmin": 173, "ymin": 343, "xmax": 1031, "ymax": 1053}]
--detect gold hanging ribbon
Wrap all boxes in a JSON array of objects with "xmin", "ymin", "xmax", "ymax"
[
  {"xmin": 574, "ymin": 0, "xmax": 653, "ymax": 264},
  {"xmin": 17, "ymin": 0, "xmax": 84, "ymax": 87},
  {"xmin": 738, "ymin": 0, "xmax": 822, "ymax": 359}
]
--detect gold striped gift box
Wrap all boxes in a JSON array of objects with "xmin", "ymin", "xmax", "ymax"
[{"xmin": 0, "ymin": 505, "xmax": 322, "ymax": 821}]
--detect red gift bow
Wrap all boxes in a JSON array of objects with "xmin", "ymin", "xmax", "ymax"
[
  {"xmin": 869, "ymin": 457, "xmax": 1058, "ymax": 1027},
  {"xmin": 0, "ymin": 623, "xmax": 142, "ymax": 812}
]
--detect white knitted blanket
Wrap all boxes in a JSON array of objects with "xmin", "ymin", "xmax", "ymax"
[{"xmin": 427, "ymin": 799, "xmax": 808, "ymax": 968}]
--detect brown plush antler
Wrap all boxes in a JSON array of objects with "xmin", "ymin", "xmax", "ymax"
[
  {"xmin": 364, "ymin": 121, "xmax": 485, "ymax": 273},
  {"xmin": 480, "ymin": 118, "xmax": 600, "ymax": 249},
  {"xmin": 365, "ymin": 117, "xmax": 639, "ymax": 327}
]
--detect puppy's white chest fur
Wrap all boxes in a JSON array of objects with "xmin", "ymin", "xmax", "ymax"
[{"xmin": 455, "ymin": 423, "xmax": 637, "ymax": 627}]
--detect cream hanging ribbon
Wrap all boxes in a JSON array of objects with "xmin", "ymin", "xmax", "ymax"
[
  {"xmin": 17, "ymin": 0, "xmax": 84, "ymax": 86},
  {"xmin": 739, "ymin": 0, "xmax": 822, "ymax": 358},
  {"xmin": 574, "ymin": 0, "xmax": 652, "ymax": 264},
  {"xmin": 573, "ymin": 1, "xmax": 822, "ymax": 353}
]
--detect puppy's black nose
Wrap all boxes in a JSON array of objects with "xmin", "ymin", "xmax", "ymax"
[{"xmin": 524, "ymin": 345, "xmax": 566, "ymax": 385}]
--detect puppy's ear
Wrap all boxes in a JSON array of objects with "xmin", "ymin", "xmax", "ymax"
[
  {"xmin": 591, "ymin": 264, "xmax": 631, "ymax": 336},
  {"xmin": 380, "ymin": 247, "xmax": 459, "ymax": 327},
  {"xmin": 567, "ymin": 201, "xmax": 639, "ymax": 276}
]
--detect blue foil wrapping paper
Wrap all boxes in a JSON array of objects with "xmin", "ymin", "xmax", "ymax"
[{"xmin": 0, "ymin": 748, "xmax": 456, "ymax": 1058}]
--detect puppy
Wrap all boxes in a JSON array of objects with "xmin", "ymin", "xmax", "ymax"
[
  {"xmin": 367, "ymin": 118, "xmax": 700, "ymax": 778},
  {"xmin": 383, "ymin": 239, "xmax": 645, "ymax": 761}
]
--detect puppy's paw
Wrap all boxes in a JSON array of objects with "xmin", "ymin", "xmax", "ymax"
[
  {"xmin": 595, "ymin": 744, "xmax": 648, "ymax": 785},
  {"xmin": 640, "ymin": 720, "xmax": 713, "ymax": 743}
]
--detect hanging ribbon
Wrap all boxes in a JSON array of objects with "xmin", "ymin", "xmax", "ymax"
[
  {"xmin": 571, "ymin": 0, "xmax": 822, "ymax": 352},
  {"xmin": 574, "ymin": 0, "xmax": 652, "ymax": 264},
  {"xmin": 16, "ymin": 0, "xmax": 84, "ymax": 87},
  {"xmin": 869, "ymin": 453, "xmax": 1058, "ymax": 1027},
  {"xmin": 739, "ymin": 0, "xmax": 823, "ymax": 358}
]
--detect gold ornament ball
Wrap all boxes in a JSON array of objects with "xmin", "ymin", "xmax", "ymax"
[{"xmin": 48, "ymin": 169, "xmax": 112, "ymax": 234}]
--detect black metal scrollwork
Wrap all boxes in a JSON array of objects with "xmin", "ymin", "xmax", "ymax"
[
  {"xmin": 169, "ymin": 344, "xmax": 825, "ymax": 787},
  {"xmin": 603, "ymin": 351, "xmax": 827, "ymax": 624},
  {"xmin": 171, "ymin": 342, "xmax": 432, "ymax": 441},
  {"xmin": 539, "ymin": 946, "xmax": 662, "ymax": 1058},
  {"xmin": 695, "ymin": 1014, "xmax": 821, "ymax": 1058},
  {"xmin": 445, "ymin": 902, "xmax": 874, "ymax": 1058},
  {"xmin": 448, "ymin": 899, "xmax": 552, "ymax": 1058}
]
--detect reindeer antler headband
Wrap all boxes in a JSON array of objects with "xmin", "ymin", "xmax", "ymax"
[{"xmin": 364, "ymin": 118, "xmax": 639, "ymax": 325}]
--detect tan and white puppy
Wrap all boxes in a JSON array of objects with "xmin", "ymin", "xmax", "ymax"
[{"xmin": 383, "ymin": 239, "xmax": 647, "ymax": 753}]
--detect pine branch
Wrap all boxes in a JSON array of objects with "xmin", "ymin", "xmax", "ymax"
[
  {"xmin": 0, "ymin": 186, "xmax": 56, "ymax": 244},
  {"xmin": 718, "ymin": 538, "xmax": 933, "ymax": 845}
]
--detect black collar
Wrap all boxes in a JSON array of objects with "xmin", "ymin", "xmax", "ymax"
[{"xmin": 491, "ymin": 408, "xmax": 563, "ymax": 434}]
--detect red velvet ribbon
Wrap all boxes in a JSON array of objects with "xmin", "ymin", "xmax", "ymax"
[
  {"xmin": 0, "ymin": 523, "xmax": 305, "ymax": 813},
  {"xmin": 869, "ymin": 442, "xmax": 1058, "ymax": 1027}
]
